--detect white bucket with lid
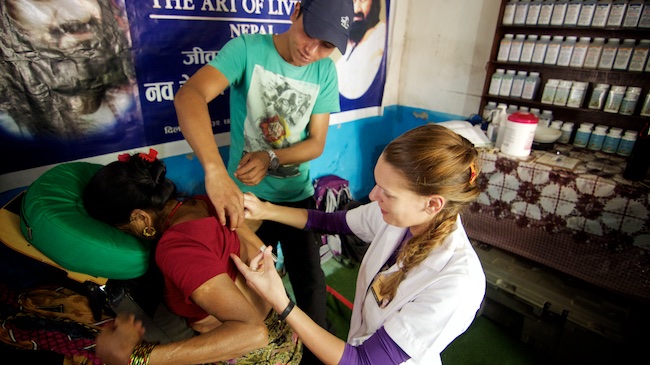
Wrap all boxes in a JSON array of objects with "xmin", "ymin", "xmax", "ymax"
[{"xmin": 500, "ymin": 112, "xmax": 539, "ymax": 157}]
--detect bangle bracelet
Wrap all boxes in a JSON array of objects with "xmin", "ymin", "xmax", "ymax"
[
  {"xmin": 277, "ymin": 299, "xmax": 295, "ymax": 321},
  {"xmin": 129, "ymin": 340, "xmax": 156, "ymax": 365}
]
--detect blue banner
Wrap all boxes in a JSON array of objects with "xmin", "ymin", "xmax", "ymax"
[{"xmin": 0, "ymin": 0, "xmax": 388, "ymax": 184}]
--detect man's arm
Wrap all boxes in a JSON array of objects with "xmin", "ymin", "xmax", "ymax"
[
  {"xmin": 234, "ymin": 112, "xmax": 330, "ymax": 186},
  {"xmin": 174, "ymin": 65, "xmax": 245, "ymax": 230}
]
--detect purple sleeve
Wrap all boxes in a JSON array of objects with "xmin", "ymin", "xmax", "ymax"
[
  {"xmin": 339, "ymin": 327, "xmax": 410, "ymax": 365},
  {"xmin": 305, "ymin": 210, "xmax": 354, "ymax": 235}
]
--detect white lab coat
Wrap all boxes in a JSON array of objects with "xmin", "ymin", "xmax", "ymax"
[{"xmin": 345, "ymin": 202, "xmax": 486, "ymax": 365}]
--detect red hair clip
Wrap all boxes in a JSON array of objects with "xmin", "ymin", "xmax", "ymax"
[
  {"xmin": 117, "ymin": 153, "xmax": 131, "ymax": 162},
  {"xmin": 469, "ymin": 164, "xmax": 478, "ymax": 184},
  {"xmin": 138, "ymin": 148, "xmax": 158, "ymax": 162}
]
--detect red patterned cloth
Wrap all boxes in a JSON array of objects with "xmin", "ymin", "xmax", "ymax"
[{"xmin": 463, "ymin": 146, "xmax": 650, "ymax": 301}]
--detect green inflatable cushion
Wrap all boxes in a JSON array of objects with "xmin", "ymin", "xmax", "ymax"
[{"xmin": 20, "ymin": 162, "xmax": 150, "ymax": 279}]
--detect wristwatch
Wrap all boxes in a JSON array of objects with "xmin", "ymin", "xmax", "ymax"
[{"xmin": 266, "ymin": 150, "xmax": 280, "ymax": 172}]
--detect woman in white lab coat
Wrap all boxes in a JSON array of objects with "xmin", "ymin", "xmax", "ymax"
[{"xmin": 233, "ymin": 123, "xmax": 486, "ymax": 365}]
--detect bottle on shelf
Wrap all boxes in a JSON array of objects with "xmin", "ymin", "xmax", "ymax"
[
  {"xmin": 565, "ymin": 0, "xmax": 584, "ymax": 26},
  {"xmin": 622, "ymin": 121, "xmax": 650, "ymax": 181},
  {"xmin": 544, "ymin": 36, "xmax": 564, "ymax": 65},
  {"xmin": 508, "ymin": 34, "xmax": 526, "ymax": 62},
  {"xmin": 602, "ymin": 127, "xmax": 623, "ymax": 154},
  {"xmin": 521, "ymin": 71, "xmax": 541, "ymax": 100},
  {"xmin": 538, "ymin": 109, "xmax": 554, "ymax": 127},
  {"xmin": 515, "ymin": 0, "xmax": 531, "ymax": 24},
  {"xmin": 570, "ymin": 37, "xmax": 591, "ymax": 68},
  {"xmin": 557, "ymin": 36, "xmax": 578, "ymax": 67},
  {"xmin": 573, "ymin": 123, "xmax": 594, "ymax": 148},
  {"xmin": 592, "ymin": 0, "xmax": 613, "ymax": 27},
  {"xmin": 578, "ymin": 0, "xmax": 598, "ymax": 26},
  {"xmin": 623, "ymin": 0, "xmax": 644, "ymax": 27},
  {"xmin": 510, "ymin": 71, "xmax": 528, "ymax": 98},
  {"xmin": 538, "ymin": 0, "xmax": 556, "ymax": 25},
  {"xmin": 567, "ymin": 81, "xmax": 588, "ymax": 108},
  {"xmin": 619, "ymin": 87, "xmax": 642, "ymax": 115},
  {"xmin": 617, "ymin": 129, "xmax": 638, "ymax": 157},
  {"xmin": 613, "ymin": 39, "xmax": 636, "ymax": 71},
  {"xmin": 583, "ymin": 37, "xmax": 605, "ymax": 69},
  {"xmin": 559, "ymin": 122, "xmax": 575, "ymax": 144},
  {"xmin": 553, "ymin": 80, "xmax": 573, "ymax": 106},
  {"xmin": 597, "ymin": 38, "xmax": 620, "ymax": 70},
  {"xmin": 639, "ymin": 1, "xmax": 650, "ymax": 27},
  {"xmin": 498, "ymin": 34, "xmax": 514, "ymax": 62},
  {"xmin": 588, "ymin": 83, "xmax": 611, "ymax": 110},
  {"xmin": 503, "ymin": 0, "xmax": 519, "ymax": 25},
  {"xmin": 628, "ymin": 39, "xmax": 650, "ymax": 72},
  {"xmin": 607, "ymin": 0, "xmax": 629, "ymax": 26},
  {"xmin": 587, "ymin": 125, "xmax": 609, "ymax": 151},
  {"xmin": 550, "ymin": 120, "xmax": 564, "ymax": 130},
  {"xmin": 532, "ymin": 35, "xmax": 552, "ymax": 64},
  {"xmin": 482, "ymin": 101, "xmax": 498, "ymax": 121},
  {"xmin": 526, "ymin": 0, "xmax": 543, "ymax": 24},
  {"xmin": 604, "ymin": 85, "xmax": 627, "ymax": 113},
  {"xmin": 489, "ymin": 69, "xmax": 505, "ymax": 96},
  {"xmin": 551, "ymin": 0, "xmax": 570, "ymax": 25},
  {"xmin": 520, "ymin": 35, "xmax": 538, "ymax": 63},
  {"xmin": 541, "ymin": 79, "xmax": 560, "ymax": 104},
  {"xmin": 499, "ymin": 70, "xmax": 517, "ymax": 97}
]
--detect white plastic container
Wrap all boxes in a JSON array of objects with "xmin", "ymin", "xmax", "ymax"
[
  {"xmin": 602, "ymin": 127, "xmax": 623, "ymax": 153},
  {"xmin": 607, "ymin": 0, "xmax": 628, "ymax": 26},
  {"xmin": 604, "ymin": 85, "xmax": 627, "ymax": 113},
  {"xmin": 565, "ymin": 0, "xmax": 584, "ymax": 25},
  {"xmin": 498, "ymin": 34, "xmax": 515, "ymax": 62},
  {"xmin": 641, "ymin": 92, "xmax": 650, "ymax": 116},
  {"xmin": 500, "ymin": 112, "xmax": 540, "ymax": 157},
  {"xmin": 489, "ymin": 69, "xmax": 505, "ymax": 96},
  {"xmin": 583, "ymin": 37, "xmax": 605, "ymax": 69},
  {"xmin": 598, "ymin": 38, "xmax": 620, "ymax": 70},
  {"xmin": 510, "ymin": 71, "xmax": 528, "ymax": 98},
  {"xmin": 538, "ymin": 0, "xmax": 556, "ymax": 24},
  {"xmin": 509, "ymin": 34, "xmax": 527, "ymax": 62},
  {"xmin": 567, "ymin": 81, "xmax": 588, "ymax": 108},
  {"xmin": 578, "ymin": 0, "xmax": 598, "ymax": 26},
  {"xmin": 619, "ymin": 87, "xmax": 642, "ymax": 115},
  {"xmin": 588, "ymin": 83, "xmax": 611, "ymax": 109},
  {"xmin": 587, "ymin": 125, "xmax": 609, "ymax": 151},
  {"xmin": 544, "ymin": 36, "xmax": 564, "ymax": 65},
  {"xmin": 592, "ymin": 0, "xmax": 613, "ymax": 27},
  {"xmin": 570, "ymin": 37, "xmax": 591, "ymax": 68},
  {"xmin": 558, "ymin": 122, "xmax": 575, "ymax": 143},
  {"xmin": 541, "ymin": 79, "xmax": 560, "ymax": 104},
  {"xmin": 532, "ymin": 35, "xmax": 552, "ymax": 63},
  {"xmin": 557, "ymin": 36, "xmax": 577, "ymax": 67},
  {"xmin": 628, "ymin": 39, "xmax": 650, "ymax": 72},
  {"xmin": 503, "ymin": 0, "xmax": 519, "ymax": 25},
  {"xmin": 553, "ymin": 80, "xmax": 573, "ymax": 106},
  {"xmin": 515, "ymin": 0, "xmax": 531, "ymax": 24},
  {"xmin": 623, "ymin": 0, "xmax": 644, "ymax": 27},
  {"xmin": 613, "ymin": 39, "xmax": 635, "ymax": 71},
  {"xmin": 573, "ymin": 123, "xmax": 594, "ymax": 148},
  {"xmin": 639, "ymin": 2, "xmax": 650, "ymax": 27},
  {"xmin": 499, "ymin": 70, "xmax": 517, "ymax": 97},
  {"xmin": 520, "ymin": 35, "xmax": 538, "ymax": 63},
  {"xmin": 617, "ymin": 130, "xmax": 638, "ymax": 156},
  {"xmin": 526, "ymin": 0, "xmax": 543, "ymax": 24},
  {"xmin": 551, "ymin": 0, "xmax": 569, "ymax": 25},
  {"xmin": 539, "ymin": 110, "xmax": 554, "ymax": 127},
  {"xmin": 521, "ymin": 72, "xmax": 541, "ymax": 100}
]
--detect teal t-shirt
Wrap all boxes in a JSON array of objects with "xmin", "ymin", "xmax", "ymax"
[{"xmin": 209, "ymin": 34, "xmax": 340, "ymax": 202}]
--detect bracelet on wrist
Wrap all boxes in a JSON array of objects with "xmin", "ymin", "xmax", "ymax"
[
  {"xmin": 129, "ymin": 340, "xmax": 156, "ymax": 365},
  {"xmin": 277, "ymin": 299, "xmax": 295, "ymax": 321}
]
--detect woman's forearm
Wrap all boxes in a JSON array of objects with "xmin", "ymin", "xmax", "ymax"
[{"xmin": 260, "ymin": 201, "xmax": 309, "ymax": 229}]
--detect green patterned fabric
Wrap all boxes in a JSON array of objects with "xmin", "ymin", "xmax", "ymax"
[
  {"xmin": 20, "ymin": 162, "xmax": 150, "ymax": 279},
  {"xmin": 215, "ymin": 310, "xmax": 303, "ymax": 365}
]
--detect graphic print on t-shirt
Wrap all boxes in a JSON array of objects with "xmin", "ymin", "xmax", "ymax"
[{"xmin": 243, "ymin": 65, "xmax": 320, "ymax": 178}]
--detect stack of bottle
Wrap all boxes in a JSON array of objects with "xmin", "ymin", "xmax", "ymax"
[
  {"xmin": 489, "ymin": 68, "xmax": 541, "ymax": 100},
  {"xmin": 549, "ymin": 121, "xmax": 639, "ymax": 156},
  {"xmin": 502, "ymin": 0, "xmax": 650, "ymax": 29},
  {"xmin": 497, "ymin": 33, "xmax": 650, "ymax": 72}
]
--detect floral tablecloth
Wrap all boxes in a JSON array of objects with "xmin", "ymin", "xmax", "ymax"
[{"xmin": 463, "ymin": 146, "xmax": 650, "ymax": 302}]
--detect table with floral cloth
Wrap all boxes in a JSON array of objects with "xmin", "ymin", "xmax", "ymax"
[{"xmin": 462, "ymin": 145, "xmax": 650, "ymax": 302}]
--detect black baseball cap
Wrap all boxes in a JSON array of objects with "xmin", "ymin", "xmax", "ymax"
[{"xmin": 300, "ymin": 0, "xmax": 354, "ymax": 54}]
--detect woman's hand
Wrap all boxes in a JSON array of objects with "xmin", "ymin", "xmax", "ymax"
[
  {"xmin": 95, "ymin": 313, "xmax": 145, "ymax": 365},
  {"xmin": 243, "ymin": 192, "xmax": 269, "ymax": 221},
  {"xmin": 230, "ymin": 247, "xmax": 290, "ymax": 313}
]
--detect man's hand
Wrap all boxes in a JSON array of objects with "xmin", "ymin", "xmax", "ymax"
[
  {"xmin": 205, "ymin": 168, "xmax": 244, "ymax": 230},
  {"xmin": 95, "ymin": 314, "xmax": 145, "ymax": 365},
  {"xmin": 234, "ymin": 151, "xmax": 270, "ymax": 186}
]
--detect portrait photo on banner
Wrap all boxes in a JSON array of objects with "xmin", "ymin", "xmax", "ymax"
[{"xmin": 0, "ymin": 0, "xmax": 142, "ymax": 175}]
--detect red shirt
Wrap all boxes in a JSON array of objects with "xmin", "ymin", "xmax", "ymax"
[{"xmin": 155, "ymin": 196, "xmax": 240, "ymax": 324}]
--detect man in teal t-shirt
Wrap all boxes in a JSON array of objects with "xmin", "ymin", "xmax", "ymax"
[{"xmin": 174, "ymin": 1, "xmax": 354, "ymax": 364}]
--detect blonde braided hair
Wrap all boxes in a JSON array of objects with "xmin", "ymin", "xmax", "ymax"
[{"xmin": 378, "ymin": 124, "xmax": 481, "ymax": 302}]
